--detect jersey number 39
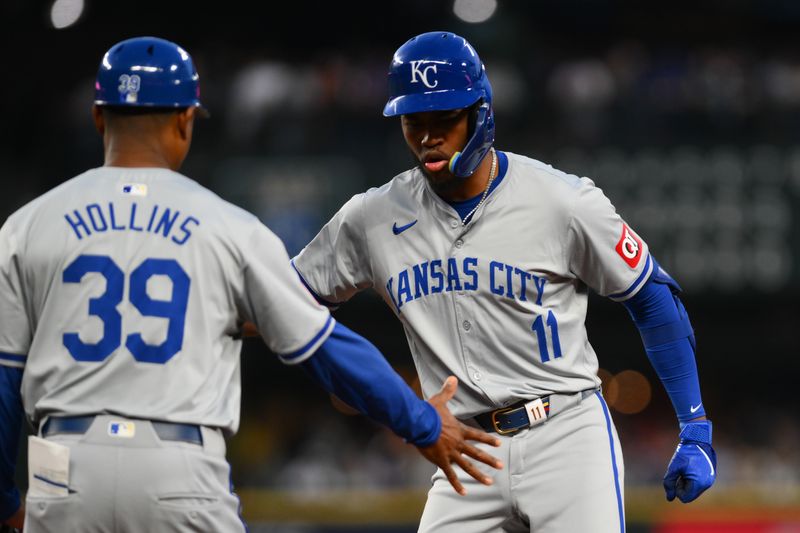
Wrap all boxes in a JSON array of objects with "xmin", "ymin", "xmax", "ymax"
[{"xmin": 62, "ymin": 254, "xmax": 190, "ymax": 364}]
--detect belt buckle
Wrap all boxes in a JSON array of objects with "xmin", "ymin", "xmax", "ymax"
[{"xmin": 491, "ymin": 405, "xmax": 521, "ymax": 435}]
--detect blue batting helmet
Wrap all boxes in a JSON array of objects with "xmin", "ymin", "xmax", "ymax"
[
  {"xmin": 94, "ymin": 36, "xmax": 207, "ymax": 115},
  {"xmin": 383, "ymin": 31, "xmax": 494, "ymax": 177}
]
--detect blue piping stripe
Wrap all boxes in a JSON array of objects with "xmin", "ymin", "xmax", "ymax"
[
  {"xmin": 33, "ymin": 474, "xmax": 68, "ymax": 490},
  {"xmin": 609, "ymin": 254, "xmax": 653, "ymax": 300},
  {"xmin": 227, "ymin": 460, "xmax": 249, "ymax": 532},
  {"xmin": 280, "ymin": 315, "xmax": 334, "ymax": 362},
  {"xmin": 0, "ymin": 352, "xmax": 26, "ymax": 363},
  {"xmin": 291, "ymin": 261, "xmax": 340, "ymax": 308},
  {"xmin": 595, "ymin": 391, "xmax": 625, "ymax": 533}
]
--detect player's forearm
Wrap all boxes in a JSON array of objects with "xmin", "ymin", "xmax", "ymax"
[
  {"xmin": 642, "ymin": 338, "xmax": 705, "ymax": 423},
  {"xmin": 622, "ymin": 267, "xmax": 706, "ymax": 423},
  {"xmin": 0, "ymin": 366, "xmax": 23, "ymax": 521},
  {"xmin": 300, "ymin": 322, "xmax": 441, "ymax": 446}
]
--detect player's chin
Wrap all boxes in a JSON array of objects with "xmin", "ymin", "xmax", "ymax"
[{"xmin": 418, "ymin": 163, "xmax": 457, "ymax": 188}]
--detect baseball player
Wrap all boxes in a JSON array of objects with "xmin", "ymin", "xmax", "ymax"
[
  {"xmin": 292, "ymin": 31, "xmax": 717, "ymax": 532},
  {"xmin": 0, "ymin": 36, "xmax": 503, "ymax": 532}
]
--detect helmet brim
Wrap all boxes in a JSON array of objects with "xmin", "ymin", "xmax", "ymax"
[
  {"xmin": 383, "ymin": 89, "xmax": 483, "ymax": 117},
  {"xmin": 94, "ymin": 101, "xmax": 210, "ymax": 119}
]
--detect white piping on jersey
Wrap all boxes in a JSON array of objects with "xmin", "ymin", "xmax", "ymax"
[{"xmin": 607, "ymin": 254, "xmax": 654, "ymax": 302}]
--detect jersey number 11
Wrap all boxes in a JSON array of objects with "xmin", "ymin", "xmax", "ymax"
[{"xmin": 532, "ymin": 310, "xmax": 562, "ymax": 362}]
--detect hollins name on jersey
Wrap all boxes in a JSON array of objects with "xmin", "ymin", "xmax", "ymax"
[
  {"xmin": 386, "ymin": 257, "xmax": 547, "ymax": 312},
  {"xmin": 64, "ymin": 201, "xmax": 200, "ymax": 245}
]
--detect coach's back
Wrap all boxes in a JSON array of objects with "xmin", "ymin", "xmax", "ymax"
[{"xmin": 0, "ymin": 166, "xmax": 328, "ymax": 435}]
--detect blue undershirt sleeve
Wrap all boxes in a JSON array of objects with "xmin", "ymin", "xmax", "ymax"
[
  {"xmin": 621, "ymin": 260, "xmax": 706, "ymax": 424},
  {"xmin": 0, "ymin": 365, "xmax": 23, "ymax": 522},
  {"xmin": 300, "ymin": 322, "xmax": 441, "ymax": 447}
]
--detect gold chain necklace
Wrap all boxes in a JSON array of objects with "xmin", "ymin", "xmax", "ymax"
[{"xmin": 461, "ymin": 148, "xmax": 497, "ymax": 226}]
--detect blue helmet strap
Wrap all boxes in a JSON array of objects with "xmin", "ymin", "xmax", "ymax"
[{"xmin": 448, "ymin": 101, "xmax": 495, "ymax": 178}]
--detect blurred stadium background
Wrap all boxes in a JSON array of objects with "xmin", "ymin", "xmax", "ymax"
[{"xmin": 3, "ymin": 0, "xmax": 800, "ymax": 531}]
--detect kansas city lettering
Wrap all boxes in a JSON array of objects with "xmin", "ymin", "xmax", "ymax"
[
  {"xmin": 386, "ymin": 257, "xmax": 546, "ymax": 312},
  {"xmin": 64, "ymin": 202, "xmax": 200, "ymax": 246}
]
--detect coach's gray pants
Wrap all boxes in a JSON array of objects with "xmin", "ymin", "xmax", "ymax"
[
  {"xmin": 419, "ymin": 390, "xmax": 626, "ymax": 533},
  {"xmin": 25, "ymin": 415, "xmax": 246, "ymax": 533}
]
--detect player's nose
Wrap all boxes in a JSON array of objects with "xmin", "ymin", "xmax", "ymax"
[{"xmin": 421, "ymin": 130, "xmax": 443, "ymax": 147}]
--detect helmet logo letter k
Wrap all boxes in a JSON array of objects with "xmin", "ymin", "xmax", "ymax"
[{"xmin": 410, "ymin": 61, "xmax": 438, "ymax": 89}]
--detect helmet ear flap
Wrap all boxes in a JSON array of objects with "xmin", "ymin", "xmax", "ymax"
[
  {"xmin": 449, "ymin": 100, "xmax": 495, "ymax": 178},
  {"xmin": 467, "ymin": 101, "xmax": 480, "ymax": 138}
]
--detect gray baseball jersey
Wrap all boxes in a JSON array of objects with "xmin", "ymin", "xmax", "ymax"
[
  {"xmin": 293, "ymin": 151, "xmax": 653, "ymax": 418},
  {"xmin": 0, "ymin": 167, "xmax": 334, "ymax": 433}
]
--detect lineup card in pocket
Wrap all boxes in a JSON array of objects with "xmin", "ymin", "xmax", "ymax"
[{"xmin": 28, "ymin": 436, "xmax": 70, "ymax": 498}]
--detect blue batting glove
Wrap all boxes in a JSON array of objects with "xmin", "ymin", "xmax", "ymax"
[{"xmin": 663, "ymin": 420, "xmax": 716, "ymax": 503}]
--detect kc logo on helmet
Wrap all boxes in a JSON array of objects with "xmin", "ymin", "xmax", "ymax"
[
  {"xmin": 615, "ymin": 223, "xmax": 643, "ymax": 268},
  {"xmin": 409, "ymin": 60, "xmax": 439, "ymax": 89}
]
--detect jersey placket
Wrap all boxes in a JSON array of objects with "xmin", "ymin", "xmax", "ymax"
[
  {"xmin": 421, "ymin": 172, "xmax": 506, "ymax": 407},
  {"xmin": 445, "ymin": 211, "xmax": 500, "ymax": 406}
]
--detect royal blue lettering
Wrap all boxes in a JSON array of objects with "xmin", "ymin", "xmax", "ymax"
[
  {"xmin": 489, "ymin": 261, "xmax": 504, "ymax": 296},
  {"xmin": 397, "ymin": 270, "xmax": 412, "ymax": 308},
  {"xmin": 430, "ymin": 260, "xmax": 444, "ymax": 294},
  {"xmin": 463, "ymin": 257, "xmax": 478, "ymax": 290},
  {"xmin": 446, "ymin": 258, "xmax": 462, "ymax": 292},
  {"xmin": 147, "ymin": 205, "xmax": 159, "ymax": 232},
  {"xmin": 129, "ymin": 203, "xmax": 143, "ymax": 232},
  {"xmin": 531, "ymin": 274, "xmax": 546, "ymax": 305},
  {"xmin": 154, "ymin": 208, "xmax": 180, "ymax": 237},
  {"xmin": 412, "ymin": 262, "xmax": 429, "ymax": 298},
  {"xmin": 65, "ymin": 203, "xmax": 199, "ymax": 244},
  {"xmin": 387, "ymin": 258, "xmax": 547, "ymax": 310},
  {"xmin": 64, "ymin": 211, "xmax": 91, "ymax": 240},
  {"xmin": 514, "ymin": 267, "xmax": 529, "ymax": 301},
  {"xmin": 86, "ymin": 204, "xmax": 108, "ymax": 232},
  {"xmin": 171, "ymin": 217, "xmax": 199, "ymax": 245},
  {"xmin": 504, "ymin": 262, "xmax": 514, "ymax": 299},
  {"xmin": 108, "ymin": 203, "xmax": 125, "ymax": 230}
]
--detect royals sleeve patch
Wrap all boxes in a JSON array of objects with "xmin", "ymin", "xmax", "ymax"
[{"xmin": 615, "ymin": 224, "xmax": 643, "ymax": 268}]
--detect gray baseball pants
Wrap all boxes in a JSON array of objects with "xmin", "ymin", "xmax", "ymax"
[{"xmin": 419, "ymin": 390, "xmax": 626, "ymax": 533}]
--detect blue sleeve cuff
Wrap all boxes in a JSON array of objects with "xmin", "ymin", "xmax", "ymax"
[
  {"xmin": 410, "ymin": 401, "xmax": 442, "ymax": 448},
  {"xmin": 679, "ymin": 420, "xmax": 712, "ymax": 443},
  {"xmin": 300, "ymin": 322, "xmax": 441, "ymax": 446}
]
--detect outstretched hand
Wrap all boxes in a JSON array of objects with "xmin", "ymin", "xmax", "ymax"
[{"xmin": 416, "ymin": 376, "xmax": 503, "ymax": 495}]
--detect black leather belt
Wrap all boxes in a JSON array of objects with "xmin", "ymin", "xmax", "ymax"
[
  {"xmin": 41, "ymin": 416, "xmax": 203, "ymax": 445},
  {"xmin": 474, "ymin": 397, "xmax": 551, "ymax": 435}
]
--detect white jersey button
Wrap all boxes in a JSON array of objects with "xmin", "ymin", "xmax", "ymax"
[
  {"xmin": 473, "ymin": 371, "xmax": 482, "ymax": 381},
  {"xmin": 455, "ymin": 239, "xmax": 463, "ymax": 248},
  {"xmin": 462, "ymin": 320, "xmax": 471, "ymax": 331},
  {"xmin": 450, "ymin": 219, "xmax": 459, "ymax": 228}
]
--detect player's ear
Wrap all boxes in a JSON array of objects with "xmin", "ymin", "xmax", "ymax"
[
  {"xmin": 92, "ymin": 105, "xmax": 105, "ymax": 136},
  {"xmin": 176, "ymin": 107, "xmax": 196, "ymax": 142}
]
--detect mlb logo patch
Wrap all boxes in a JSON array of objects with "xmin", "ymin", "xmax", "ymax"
[
  {"xmin": 121, "ymin": 183, "xmax": 148, "ymax": 197},
  {"xmin": 108, "ymin": 421, "xmax": 136, "ymax": 438},
  {"xmin": 615, "ymin": 223, "xmax": 643, "ymax": 268}
]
